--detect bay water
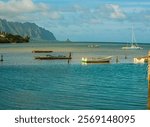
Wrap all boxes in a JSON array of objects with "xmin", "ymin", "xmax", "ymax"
[{"xmin": 0, "ymin": 42, "xmax": 149, "ymax": 109}]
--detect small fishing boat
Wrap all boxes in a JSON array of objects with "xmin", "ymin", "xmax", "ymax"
[
  {"xmin": 35, "ymin": 56, "xmax": 72, "ymax": 60},
  {"xmin": 122, "ymin": 26, "xmax": 143, "ymax": 50},
  {"xmin": 81, "ymin": 56, "xmax": 112, "ymax": 63},
  {"xmin": 35, "ymin": 53, "xmax": 72, "ymax": 60},
  {"xmin": 133, "ymin": 56, "xmax": 148, "ymax": 63},
  {"xmin": 32, "ymin": 50, "xmax": 53, "ymax": 53},
  {"xmin": 88, "ymin": 44, "xmax": 100, "ymax": 48}
]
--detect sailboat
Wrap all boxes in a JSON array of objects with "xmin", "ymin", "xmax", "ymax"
[{"xmin": 122, "ymin": 26, "xmax": 143, "ymax": 50}]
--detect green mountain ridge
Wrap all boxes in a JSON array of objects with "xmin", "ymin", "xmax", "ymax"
[{"xmin": 0, "ymin": 19, "xmax": 56, "ymax": 41}]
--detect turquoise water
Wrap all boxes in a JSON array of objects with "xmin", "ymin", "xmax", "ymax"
[{"xmin": 0, "ymin": 42, "xmax": 149, "ymax": 109}]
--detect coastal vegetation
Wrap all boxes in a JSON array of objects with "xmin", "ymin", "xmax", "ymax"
[
  {"xmin": 0, "ymin": 18, "xmax": 56, "ymax": 41},
  {"xmin": 0, "ymin": 32, "xmax": 30, "ymax": 43}
]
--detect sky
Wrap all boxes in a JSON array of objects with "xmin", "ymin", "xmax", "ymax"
[{"xmin": 0, "ymin": 0, "xmax": 150, "ymax": 43}]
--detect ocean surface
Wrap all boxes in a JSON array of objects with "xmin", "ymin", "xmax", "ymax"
[{"xmin": 0, "ymin": 41, "xmax": 149, "ymax": 109}]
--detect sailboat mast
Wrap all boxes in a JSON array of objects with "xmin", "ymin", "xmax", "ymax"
[
  {"xmin": 121, "ymin": 25, "xmax": 143, "ymax": 50},
  {"xmin": 132, "ymin": 26, "xmax": 136, "ymax": 44},
  {"xmin": 131, "ymin": 26, "xmax": 134, "ymax": 45},
  {"xmin": 131, "ymin": 26, "xmax": 133, "ymax": 45}
]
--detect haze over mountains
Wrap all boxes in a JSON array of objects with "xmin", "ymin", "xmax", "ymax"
[{"xmin": 0, "ymin": 19, "xmax": 56, "ymax": 41}]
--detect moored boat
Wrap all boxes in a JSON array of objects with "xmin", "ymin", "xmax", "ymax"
[
  {"xmin": 122, "ymin": 45, "xmax": 143, "ymax": 50},
  {"xmin": 35, "ymin": 52, "xmax": 72, "ymax": 60},
  {"xmin": 122, "ymin": 26, "xmax": 143, "ymax": 50},
  {"xmin": 133, "ymin": 56, "xmax": 148, "ymax": 63},
  {"xmin": 32, "ymin": 50, "xmax": 53, "ymax": 53},
  {"xmin": 35, "ymin": 56, "xmax": 72, "ymax": 60},
  {"xmin": 88, "ymin": 44, "xmax": 100, "ymax": 48},
  {"xmin": 81, "ymin": 56, "xmax": 112, "ymax": 63}
]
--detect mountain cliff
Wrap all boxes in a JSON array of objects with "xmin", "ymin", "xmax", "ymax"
[{"xmin": 0, "ymin": 19, "xmax": 56, "ymax": 41}]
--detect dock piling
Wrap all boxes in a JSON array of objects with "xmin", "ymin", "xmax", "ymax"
[
  {"xmin": 68, "ymin": 52, "xmax": 72, "ymax": 64},
  {"xmin": 148, "ymin": 51, "xmax": 150, "ymax": 109},
  {"xmin": 69, "ymin": 52, "xmax": 72, "ymax": 59},
  {"xmin": 0, "ymin": 54, "xmax": 3, "ymax": 62},
  {"xmin": 125, "ymin": 55, "xmax": 127, "ymax": 59},
  {"xmin": 116, "ymin": 56, "xmax": 119, "ymax": 63}
]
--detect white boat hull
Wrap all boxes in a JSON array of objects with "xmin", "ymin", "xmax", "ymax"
[
  {"xmin": 122, "ymin": 46, "xmax": 143, "ymax": 50},
  {"xmin": 133, "ymin": 58, "xmax": 145, "ymax": 63},
  {"xmin": 81, "ymin": 56, "xmax": 112, "ymax": 64}
]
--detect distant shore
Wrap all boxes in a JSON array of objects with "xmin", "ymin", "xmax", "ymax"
[{"xmin": 0, "ymin": 32, "xmax": 29, "ymax": 43}]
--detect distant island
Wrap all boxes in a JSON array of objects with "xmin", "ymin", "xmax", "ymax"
[
  {"xmin": 0, "ymin": 19, "xmax": 56, "ymax": 41},
  {"xmin": 66, "ymin": 38, "xmax": 72, "ymax": 42},
  {"xmin": 0, "ymin": 32, "xmax": 29, "ymax": 43}
]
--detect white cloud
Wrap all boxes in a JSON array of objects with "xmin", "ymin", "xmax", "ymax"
[
  {"xmin": 94, "ymin": 4, "xmax": 126, "ymax": 21},
  {"xmin": 0, "ymin": 0, "xmax": 48, "ymax": 14},
  {"xmin": 58, "ymin": 4, "xmax": 127, "ymax": 27},
  {"xmin": 107, "ymin": 4, "xmax": 126, "ymax": 20},
  {"xmin": 0, "ymin": 0, "xmax": 63, "ymax": 21},
  {"xmin": 0, "ymin": 1, "xmax": 127, "ymax": 23},
  {"xmin": 73, "ymin": 4, "xmax": 127, "ymax": 25}
]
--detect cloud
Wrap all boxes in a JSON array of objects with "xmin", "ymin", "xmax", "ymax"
[
  {"xmin": 145, "ymin": 15, "xmax": 150, "ymax": 20},
  {"xmin": 0, "ymin": 0, "xmax": 48, "ymax": 14},
  {"xmin": 56, "ymin": 3, "xmax": 127, "ymax": 27},
  {"xmin": 107, "ymin": 4, "xmax": 126, "ymax": 20},
  {"xmin": 0, "ymin": 0, "xmax": 63, "ymax": 21},
  {"xmin": 125, "ymin": 8, "xmax": 150, "ymax": 25},
  {"xmin": 78, "ymin": 4, "xmax": 126, "ymax": 25},
  {"xmin": 0, "ymin": 1, "xmax": 127, "ymax": 24},
  {"xmin": 42, "ymin": 11, "xmax": 63, "ymax": 20},
  {"xmin": 0, "ymin": 0, "xmax": 48, "ymax": 21},
  {"xmin": 93, "ymin": 4, "xmax": 126, "ymax": 21}
]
